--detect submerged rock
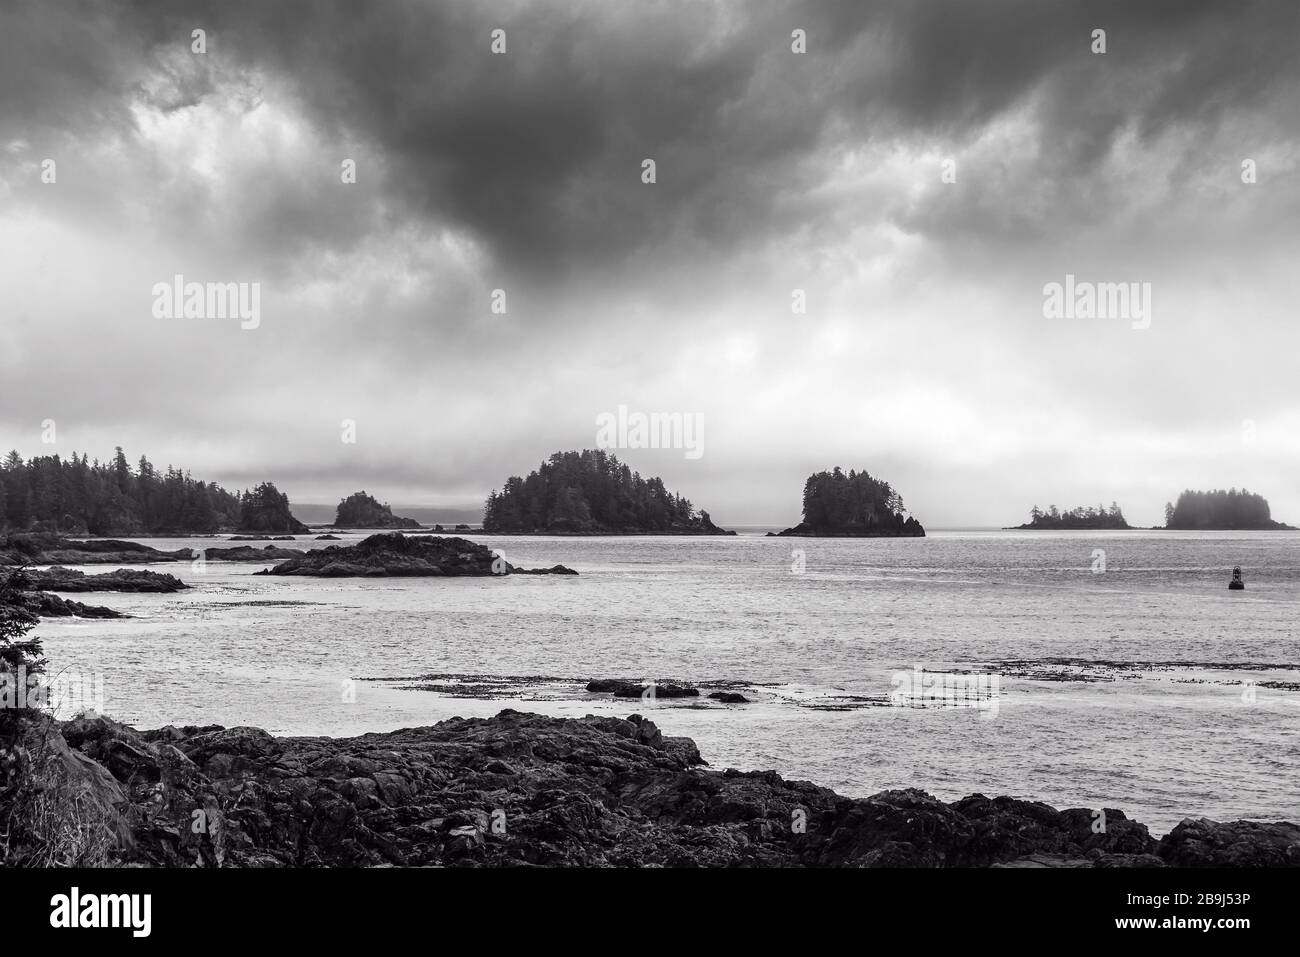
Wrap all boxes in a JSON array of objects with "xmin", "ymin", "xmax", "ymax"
[{"xmin": 24, "ymin": 709, "xmax": 1295, "ymax": 868}]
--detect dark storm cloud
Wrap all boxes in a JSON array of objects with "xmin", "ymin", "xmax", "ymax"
[{"xmin": 6, "ymin": 0, "xmax": 1295, "ymax": 276}]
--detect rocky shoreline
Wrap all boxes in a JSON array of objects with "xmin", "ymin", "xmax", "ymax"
[{"xmin": 9, "ymin": 709, "xmax": 1296, "ymax": 868}]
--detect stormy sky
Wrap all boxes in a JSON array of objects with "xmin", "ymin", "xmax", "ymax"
[{"xmin": 2, "ymin": 0, "xmax": 1297, "ymax": 527}]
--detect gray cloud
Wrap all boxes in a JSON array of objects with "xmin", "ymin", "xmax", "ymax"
[{"xmin": 1, "ymin": 0, "xmax": 1298, "ymax": 526}]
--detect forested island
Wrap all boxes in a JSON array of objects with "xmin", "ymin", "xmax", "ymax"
[
  {"xmin": 333, "ymin": 491, "xmax": 419, "ymax": 529},
  {"xmin": 1013, "ymin": 503, "xmax": 1130, "ymax": 530},
  {"xmin": 0, "ymin": 448, "xmax": 309, "ymax": 536},
  {"xmin": 1162, "ymin": 489, "xmax": 1294, "ymax": 530},
  {"xmin": 482, "ymin": 450, "xmax": 732, "ymax": 534},
  {"xmin": 235, "ymin": 482, "xmax": 311, "ymax": 535},
  {"xmin": 773, "ymin": 467, "xmax": 924, "ymax": 537}
]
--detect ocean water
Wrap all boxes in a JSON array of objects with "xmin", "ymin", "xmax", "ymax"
[{"xmin": 30, "ymin": 529, "xmax": 1300, "ymax": 835}]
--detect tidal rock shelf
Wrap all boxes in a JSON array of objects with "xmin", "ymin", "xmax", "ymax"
[
  {"xmin": 256, "ymin": 533, "xmax": 577, "ymax": 577},
  {"xmin": 26, "ymin": 593, "xmax": 127, "ymax": 619},
  {"xmin": 0, "ymin": 568, "xmax": 137, "ymax": 619},
  {"xmin": 18, "ymin": 709, "xmax": 1298, "ymax": 868},
  {"xmin": 205, "ymin": 545, "xmax": 306, "ymax": 562},
  {"xmin": 0, "ymin": 534, "xmax": 193, "ymax": 566},
  {"xmin": 26, "ymin": 567, "xmax": 188, "ymax": 593}
]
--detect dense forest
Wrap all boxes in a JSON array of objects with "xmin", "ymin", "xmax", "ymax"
[
  {"xmin": 0, "ymin": 449, "xmax": 306, "ymax": 536},
  {"xmin": 778, "ymin": 467, "xmax": 924, "ymax": 536},
  {"xmin": 1163, "ymin": 489, "xmax": 1290, "ymax": 529},
  {"xmin": 483, "ymin": 450, "xmax": 729, "ymax": 533},
  {"xmin": 1018, "ymin": 503, "xmax": 1130, "ymax": 529},
  {"xmin": 334, "ymin": 492, "xmax": 419, "ymax": 528}
]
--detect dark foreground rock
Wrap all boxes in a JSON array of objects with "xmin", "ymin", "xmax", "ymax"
[
  {"xmin": 7, "ymin": 709, "xmax": 1294, "ymax": 868},
  {"xmin": 0, "ymin": 534, "xmax": 194, "ymax": 566},
  {"xmin": 258, "ymin": 533, "xmax": 577, "ymax": 577},
  {"xmin": 27, "ymin": 568, "xmax": 188, "ymax": 593},
  {"xmin": 1157, "ymin": 818, "xmax": 1300, "ymax": 867}
]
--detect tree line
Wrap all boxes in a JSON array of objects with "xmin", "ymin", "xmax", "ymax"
[
  {"xmin": 0, "ymin": 449, "xmax": 303, "ymax": 536},
  {"xmin": 1024, "ymin": 503, "xmax": 1129, "ymax": 529}
]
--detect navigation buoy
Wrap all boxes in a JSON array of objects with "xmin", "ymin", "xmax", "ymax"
[{"xmin": 1229, "ymin": 566, "xmax": 1245, "ymax": 590}]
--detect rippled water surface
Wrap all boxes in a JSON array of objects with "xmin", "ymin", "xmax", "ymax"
[{"xmin": 33, "ymin": 529, "xmax": 1300, "ymax": 834}]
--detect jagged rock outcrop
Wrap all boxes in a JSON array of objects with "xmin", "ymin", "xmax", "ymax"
[
  {"xmin": 257, "ymin": 533, "xmax": 576, "ymax": 577},
  {"xmin": 1157, "ymin": 818, "xmax": 1300, "ymax": 867},
  {"xmin": 13, "ymin": 709, "xmax": 1294, "ymax": 868}
]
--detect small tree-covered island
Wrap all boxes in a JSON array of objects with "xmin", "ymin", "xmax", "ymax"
[
  {"xmin": 773, "ymin": 467, "xmax": 925, "ymax": 537},
  {"xmin": 333, "ymin": 491, "xmax": 419, "ymax": 529},
  {"xmin": 235, "ymin": 481, "xmax": 311, "ymax": 535},
  {"xmin": 483, "ymin": 450, "xmax": 732, "ymax": 534},
  {"xmin": 1013, "ymin": 503, "xmax": 1131, "ymax": 530},
  {"xmin": 1162, "ymin": 489, "xmax": 1294, "ymax": 530}
]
